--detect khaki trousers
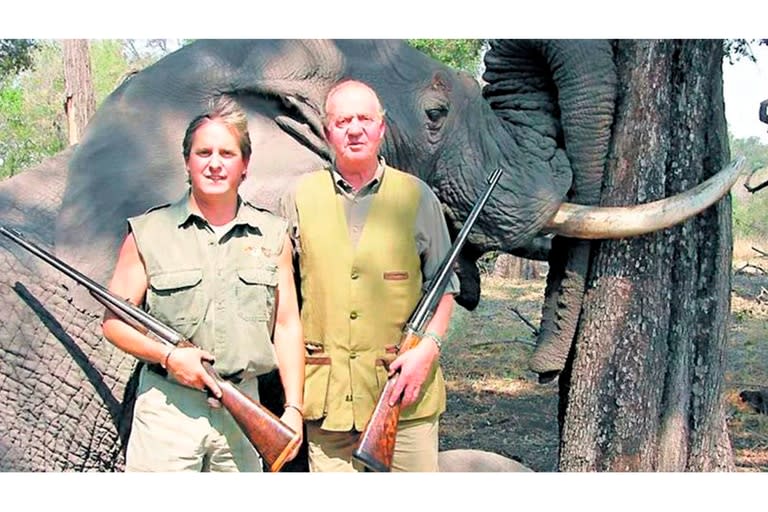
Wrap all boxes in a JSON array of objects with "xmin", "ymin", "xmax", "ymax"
[
  {"xmin": 306, "ymin": 415, "xmax": 439, "ymax": 472},
  {"xmin": 125, "ymin": 366, "xmax": 263, "ymax": 472}
]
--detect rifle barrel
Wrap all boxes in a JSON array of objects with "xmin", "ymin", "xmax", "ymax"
[
  {"xmin": 0, "ymin": 226, "xmax": 180, "ymax": 344},
  {"xmin": 1, "ymin": 225, "xmax": 300, "ymax": 471},
  {"xmin": 352, "ymin": 168, "xmax": 504, "ymax": 472},
  {"xmin": 409, "ymin": 168, "xmax": 503, "ymax": 330}
]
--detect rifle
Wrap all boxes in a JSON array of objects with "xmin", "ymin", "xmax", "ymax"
[
  {"xmin": 0, "ymin": 226, "xmax": 300, "ymax": 472},
  {"xmin": 352, "ymin": 168, "xmax": 503, "ymax": 472}
]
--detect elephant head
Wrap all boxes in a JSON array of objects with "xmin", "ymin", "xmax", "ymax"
[
  {"xmin": 56, "ymin": 40, "xmax": 572, "ymax": 293},
  {"xmin": 0, "ymin": 39, "xmax": 742, "ymax": 470},
  {"xmin": 57, "ymin": 40, "xmax": 737, "ymax": 298}
]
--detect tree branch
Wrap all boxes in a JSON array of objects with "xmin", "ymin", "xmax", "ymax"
[{"xmin": 508, "ymin": 306, "xmax": 539, "ymax": 336}]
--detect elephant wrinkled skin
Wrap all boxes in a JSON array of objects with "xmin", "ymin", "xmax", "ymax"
[{"xmin": 0, "ymin": 40, "xmax": 735, "ymax": 470}]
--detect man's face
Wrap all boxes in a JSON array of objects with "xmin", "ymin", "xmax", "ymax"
[
  {"xmin": 324, "ymin": 84, "xmax": 385, "ymax": 167},
  {"xmin": 186, "ymin": 119, "xmax": 248, "ymax": 200}
]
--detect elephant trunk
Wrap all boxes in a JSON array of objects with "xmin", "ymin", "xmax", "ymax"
[
  {"xmin": 541, "ymin": 40, "xmax": 617, "ymax": 203},
  {"xmin": 483, "ymin": 40, "xmax": 618, "ymax": 378},
  {"xmin": 483, "ymin": 39, "xmax": 617, "ymax": 204}
]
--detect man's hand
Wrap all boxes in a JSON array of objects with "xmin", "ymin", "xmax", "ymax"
[
  {"xmin": 386, "ymin": 335, "xmax": 440, "ymax": 408},
  {"xmin": 165, "ymin": 346, "xmax": 221, "ymax": 398}
]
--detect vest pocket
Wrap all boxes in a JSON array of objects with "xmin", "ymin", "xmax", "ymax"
[
  {"xmin": 236, "ymin": 267, "xmax": 278, "ymax": 321},
  {"xmin": 381, "ymin": 277, "xmax": 419, "ymax": 320},
  {"xmin": 148, "ymin": 269, "xmax": 204, "ymax": 336},
  {"xmin": 304, "ymin": 352, "xmax": 331, "ymax": 420}
]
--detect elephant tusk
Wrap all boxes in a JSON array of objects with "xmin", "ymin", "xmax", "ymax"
[{"xmin": 544, "ymin": 156, "xmax": 746, "ymax": 240}]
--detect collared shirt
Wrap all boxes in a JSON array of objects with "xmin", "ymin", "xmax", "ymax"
[
  {"xmin": 129, "ymin": 191, "xmax": 287, "ymax": 377},
  {"xmin": 172, "ymin": 194, "xmax": 258, "ymax": 237},
  {"xmin": 280, "ymin": 158, "xmax": 459, "ymax": 294}
]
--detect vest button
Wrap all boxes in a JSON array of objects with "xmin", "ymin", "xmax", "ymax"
[
  {"xmin": 349, "ymin": 351, "xmax": 357, "ymax": 359},
  {"xmin": 351, "ymin": 271, "xmax": 359, "ymax": 280},
  {"xmin": 350, "ymin": 311, "xmax": 358, "ymax": 320}
]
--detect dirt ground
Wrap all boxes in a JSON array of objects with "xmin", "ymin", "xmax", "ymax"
[
  {"xmin": 726, "ymin": 268, "xmax": 768, "ymax": 471},
  {"xmin": 437, "ymin": 270, "xmax": 768, "ymax": 472}
]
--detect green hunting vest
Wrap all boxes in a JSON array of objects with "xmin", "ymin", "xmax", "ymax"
[
  {"xmin": 128, "ymin": 191, "xmax": 287, "ymax": 379},
  {"xmin": 296, "ymin": 167, "xmax": 446, "ymax": 431}
]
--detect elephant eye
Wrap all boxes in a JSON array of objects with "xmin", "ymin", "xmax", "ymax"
[
  {"xmin": 425, "ymin": 105, "xmax": 449, "ymax": 145},
  {"xmin": 422, "ymin": 90, "xmax": 450, "ymax": 144},
  {"xmin": 426, "ymin": 106, "xmax": 448, "ymax": 123}
]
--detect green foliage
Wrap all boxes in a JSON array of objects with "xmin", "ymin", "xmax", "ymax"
[
  {"xmin": 90, "ymin": 39, "xmax": 134, "ymax": 104},
  {"xmin": 731, "ymin": 134, "xmax": 768, "ymax": 240},
  {"xmin": 0, "ymin": 41, "xmax": 66, "ymax": 179},
  {"xmin": 732, "ymin": 135, "xmax": 768, "ymax": 172},
  {"xmin": 0, "ymin": 39, "xmax": 173, "ymax": 180},
  {"xmin": 734, "ymin": 194, "xmax": 768, "ymax": 241},
  {"xmin": 0, "ymin": 39, "xmax": 38, "ymax": 82},
  {"xmin": 407, "ymin": 39, "xmax": 485, "ymax": 74}
]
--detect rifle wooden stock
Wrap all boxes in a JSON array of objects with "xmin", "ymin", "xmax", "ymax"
[
  {"xmin": 0, "ymin": 226, "xmax": 300, "ymax": 472},
  {"xmin": 353, "ymin": 330, "xmax": 421, "ymax": 472},
  {"xmin": 202, "ymin": 361, "xmax": 301, "ymax": 472}
]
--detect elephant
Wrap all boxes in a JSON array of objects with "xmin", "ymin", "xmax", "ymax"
[
  {"xmin": 0, "ymin": 40, "xmax": 741, "ymax": 471},
  {"xmin": 437, "ymin": 449, "xmax": 532, "ymax": 472}
]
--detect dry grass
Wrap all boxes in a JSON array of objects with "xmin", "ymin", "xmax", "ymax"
[
  {"xmin": 725, "ymin": 388, "xmax": 768, "ymax": 472},
  {"xmin": 439, "ymin": 265, "xmax": 768, "ymax": 472},
  {"xmin": 440, "ymin": 276, "xmax": 560, "ymax": 471},
  {"xmin": 727, "ymin": 266, "xmax": 768, "ymax": 472}
]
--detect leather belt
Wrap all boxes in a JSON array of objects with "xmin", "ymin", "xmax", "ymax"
[{"xmin": 146, "ymin": 363, "xmax": 244, "ymax": 384}]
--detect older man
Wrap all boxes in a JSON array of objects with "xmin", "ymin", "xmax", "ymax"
[{"xmin": 282, "ymin": 79, "xmax": 458, "ymax": 472}]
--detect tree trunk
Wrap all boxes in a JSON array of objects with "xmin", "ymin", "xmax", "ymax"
[
  {"xmin": 63, "ymin": 39, "xmax": 95, "ymax": 146},
  {"xmin": 492, "ymin": 253, "xmax": 544, "ymax": 280},
  {"xmin": 559, "ymin": 40, "xmax": 734, "ymax": 471}
]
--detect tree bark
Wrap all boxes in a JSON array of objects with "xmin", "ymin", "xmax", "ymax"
[
  {"xmin": 63, "ymin": 40, "xmax": 95, "ymax": 146},
  {"xmin": 559, "ymin": 40, "xmax": 734, "ymax": 471}
]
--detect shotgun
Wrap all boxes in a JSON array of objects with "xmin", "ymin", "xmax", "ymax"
[
  {"xmin": 0, "ymin": 226, "xmax": 300, "ymax": 472},
  {"xmin": 352, "ymin": 168, "xmax": 503, "ymax": 472}
]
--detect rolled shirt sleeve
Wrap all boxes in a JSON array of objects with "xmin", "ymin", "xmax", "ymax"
[{"xmin": 415, "ymin": 181, "xmax": 460, "ymax": 296}]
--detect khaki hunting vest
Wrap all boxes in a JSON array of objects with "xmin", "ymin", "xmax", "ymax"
[
  {"xmin": 296, "ymin": 167, "xmax": 446, "ymax": 431},
  {"xmin": 129, "ymin": 192, "xmax": 287, "ymax": 378}
]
